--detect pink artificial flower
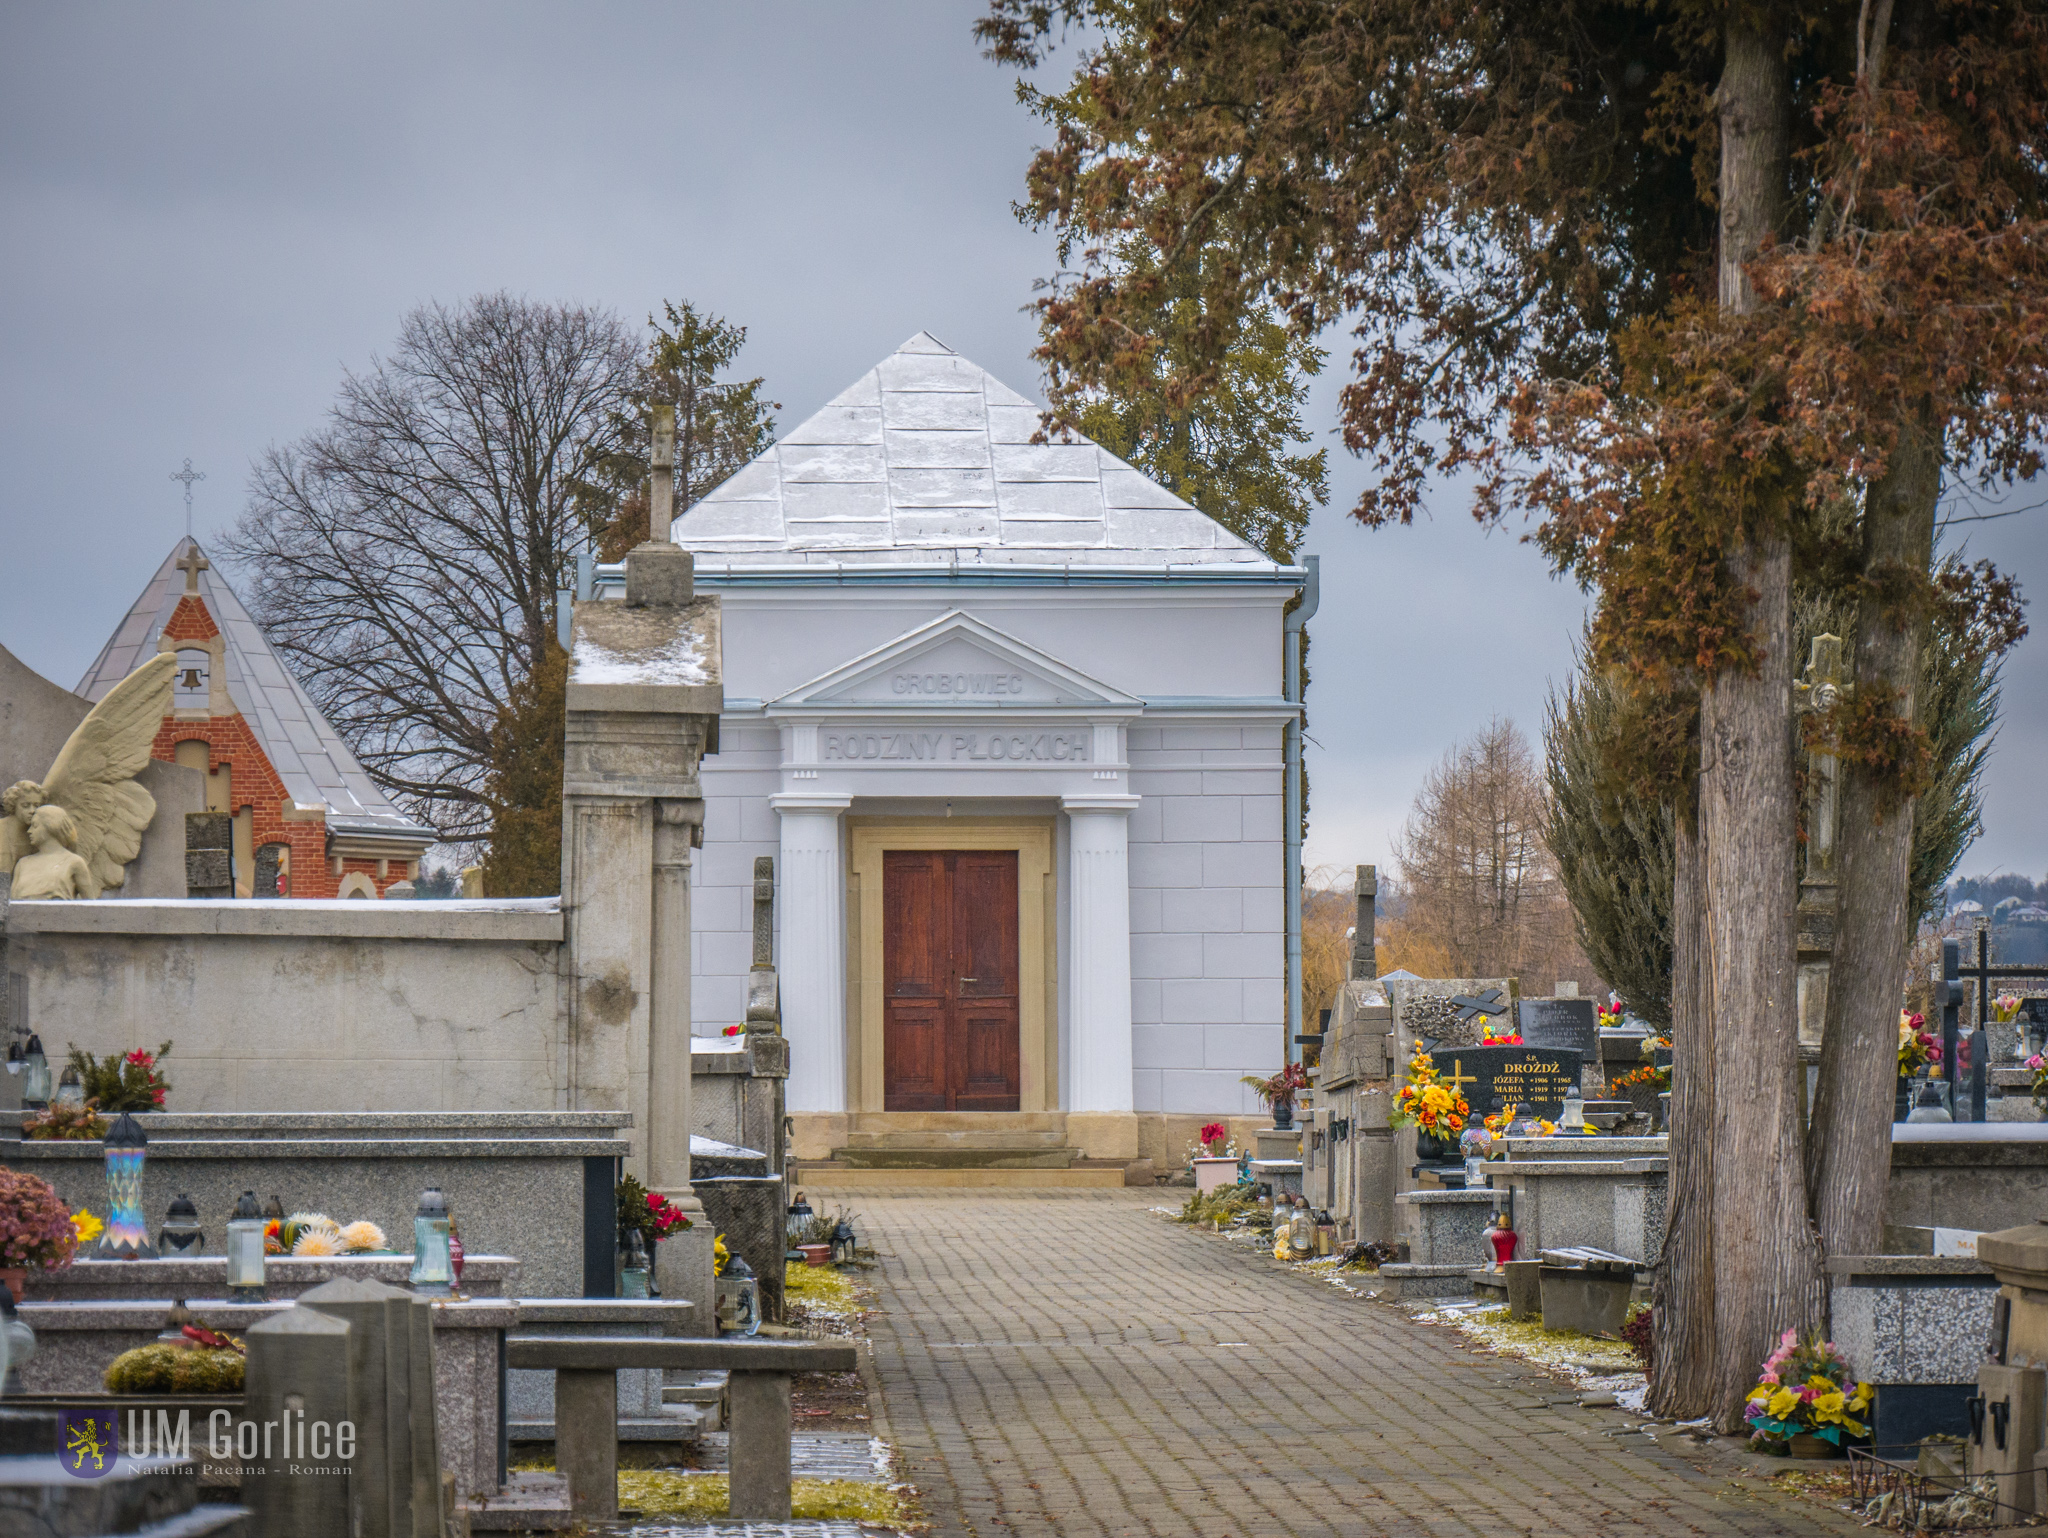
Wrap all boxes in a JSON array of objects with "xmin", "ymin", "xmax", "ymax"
[
  {"xmin": 2030, "ymin": 1054, "xmax": 2045, "ymax": 1071},
  {"xmin": 721, "ymin": 1024, "xmax": 744, "ymax": 1037}
]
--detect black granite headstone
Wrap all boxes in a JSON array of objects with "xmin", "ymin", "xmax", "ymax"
[
  {"xmin": 1429, "ymin": 1046, "xmax": 1584, "ymax": 1119},
  {"xmin": 1519, "ymin": 998, "xmax": 1599, "ymax": 1060}
]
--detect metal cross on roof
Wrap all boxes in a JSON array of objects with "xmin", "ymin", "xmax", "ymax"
[
  {"xmin": 170, "ymin": 459, "xmax": 206, "ymax": 537},
  {"xmin": 1449, "ymin": 989, "xmax": 1508, "ymax": 1022}
]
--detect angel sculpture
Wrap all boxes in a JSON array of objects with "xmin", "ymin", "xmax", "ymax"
[{"xmin": 2, "ymin": 652, "xmax": 175, "ymax": 899}]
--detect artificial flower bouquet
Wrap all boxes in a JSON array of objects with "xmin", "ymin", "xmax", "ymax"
[
  {"xmin": 1745, "ymin": 1329, "xmax": 1871, "ymax": 1450},
  {"xmin": 617, "ymin": 1173, "xmax": 693, "ymax": 1249},
  {"xmin": 1478, "ymin": 1015, "xmax": 1522, "ymax": 1045},
  {"xmin": 1597, "ymin": 1000, "xmax": 1626, "ymax": 1028},
  {"xmin": 1239, "ymin": 1062, "xmax": 1309, "ymax": 1114},
  {"xmin": 262, "ymin": 1213, "xmax": 389, "ymax": 1256},
  {"xmin": 1898, "ymin": 1011, "xmax": 1940, "ymax": 1078},
  {"xmin": 1611, "ymin": 1035, "xmax": 1672, "ymax": 1094},
  {"xmin": 66, "ymin": 1041, "xmax": 171, "ymax": 1113},
  {"xmin": 1188, "ymin": 1121, "xmax": 1237, "ymax": 1163},
  {"xmin": 1994, "ymin": 992, "xmax": 2026, "ymax": 1025},
  {"xmin": 1389, "ymin": 1047, "xmax": 1469, "ymax": 1138}
]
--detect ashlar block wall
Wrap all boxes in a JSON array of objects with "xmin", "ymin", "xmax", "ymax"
[{"xmin": 1127, "ymin": 721, "xmax": 1285, "ymax": 1116}]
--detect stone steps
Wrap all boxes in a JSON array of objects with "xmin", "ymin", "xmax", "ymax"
[
  {"xmin": 832, "ymin": 1145, "xmax": 1081, "ymax": 1170},
  {"xmin": 841, "ymin": 1127, "xmax": 1069, "ymax": 1151},
  {"xmin": 790, "ymin": 1161, "xmax": 1132, "ymax": 1190}
]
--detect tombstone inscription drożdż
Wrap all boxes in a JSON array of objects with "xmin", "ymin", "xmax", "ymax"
[{"xmin": 1430, "ymin": 1047, "xmax": 1584, "ymax": 1120}]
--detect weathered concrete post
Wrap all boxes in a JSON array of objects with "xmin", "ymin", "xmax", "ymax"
[
  {"xmin": 727, "ymin": 1370, "xmax": 794, "ymax": 1518},
  {"xmin": 555, "ymin": 1367, "xmax": 620, "ymax": 1521},
  {"xmin": 405, "ymin": 1296, "xmax": 443, "ymax": 1538},
  {"xmin": 563, "ymin": 409, "xmax": 722, "ymax": 1324},
  {"xmin": 1351, "ymin": 864, "xmax": 1377, "ymax": 981},
  {"xmin": 243, "ymin": 1306, "xmax": 353, "ymax": 1538},
  {"xmin": 295, "ymin": 1277, "xmax": 414, "ymax": 1538}
]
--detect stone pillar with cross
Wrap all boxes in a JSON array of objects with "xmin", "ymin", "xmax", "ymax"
[
  {"xmin": 561, "ymin": 413, "xmax": 723, "ymax": 1324},
  {"xmin": 1794, "ymin": 634, "xmax": 1847, "ymax": 1053},
  {"xmin": 1350, "ymin": 864, "xmax": 1377, "ymax": 982}
]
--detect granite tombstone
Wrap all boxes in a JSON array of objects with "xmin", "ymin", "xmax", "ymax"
[
  {"xmin": 1430, "ymin": 1046, "xmax": 1584, "ymax": 1121},
  {"xmin": 1519, "ymin": 998, "xmax": 1598, "ymax": 1059}
]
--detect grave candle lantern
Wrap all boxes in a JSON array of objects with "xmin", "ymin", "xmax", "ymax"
[
  {"xmin": 620, "ymin": 1228, "xmax": 651, "ymax": 1298},
  {"xmin": 225, "ymin": 1190, "xmax": 267, "ymax": 1297},
  {"xmin": 157, "ymin": 1193, "xmax": 205, "ymax": 1257},
  {"xmin": 21, "ymin": 1036, "xmax": 49, "ymax": 1108},
  {"xmin": 97, "ymin": 1112, "xmax": 156, "ymax": 1258},
  {"xmin": 53, "ymin": 1067, "xmax": 85, "ymax": 1109},
  {"xmin": 409, "ymin": 1187, "xmax": 454, "ymax": 1296},
  {"xmin": 715, "ymin": 1256, "xmax": 759, "ymax": 1336},
  {"xmin": 832, "ymin": 1218, "xmax": 858, "ymax": 1265},
  {"xmin": 785, "ymin": 1191, "xmax": 813, "ymax": 1252}
]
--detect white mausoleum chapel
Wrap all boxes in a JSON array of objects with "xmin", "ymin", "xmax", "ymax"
[{"xmin": 672, "ymin": 333, "xmax": 1310, "ymax": 1166}]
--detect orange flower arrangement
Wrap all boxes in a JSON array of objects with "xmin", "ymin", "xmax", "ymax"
[{"xmin": 1389, "ymin": 1047, "xmax": 1469, "ymax": 1136}]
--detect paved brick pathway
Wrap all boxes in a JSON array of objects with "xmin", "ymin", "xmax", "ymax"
[{"xmin": 860, "ymin": 1190, "xmax": 1861, "ymax": 1538}]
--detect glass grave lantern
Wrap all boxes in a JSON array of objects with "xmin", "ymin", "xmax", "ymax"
[
  {"xmin": 20, "ymin": 1035, "xmax": 49, "ymax": 1108},
  {"xmin": 620, "ymin": 1228, "xmax": 651, "ymax": 1298},
  {"xmin": 225, "ymin": 1191, "xmax": 267, "ymax": 1297},
  {"xmin": 1906, "ymin": 1076, "xmax": 1954, "ymax": 1123},
  {"xmin": 409, "ymin": 1187, "xmax": 454, "ymax": 1296},
  {"xmin": 157, "ymin": 1193, "xmax": 205, "ymax": 1257},
  {"xmin": 715, "ymin": 1255, "xmax": 759, "ymax": 1336},
  {"xmin": 0, "ymin": 1292, "xmax": 35, "ymax": 1395},
  {"xmin": 832, "ymin": 1217, "xmax": 858, "ymax": 1265},
  {"xmin": 97, "ymin": 1111, "xmax": 156, "ymax": 1259},
  {"xmin": 785, "ymin": 1191, "xmax": 813, "ymax": 1256},
  {"xmin": 53, "ymin": 1067, "xmax": 85, "ymax": 1109}
]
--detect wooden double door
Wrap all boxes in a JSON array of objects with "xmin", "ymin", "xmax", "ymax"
[{"xmin": 882, "ymin": 849, "xmax": 1021, "ymax": 1111}]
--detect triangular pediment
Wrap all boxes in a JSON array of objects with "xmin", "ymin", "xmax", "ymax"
[{"xmin": 770, "ymin": 611, "xmax": 1138, "ymax": 709}]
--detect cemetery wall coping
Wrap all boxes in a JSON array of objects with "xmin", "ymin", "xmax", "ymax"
[
  {"xmin": 1823, "ymin": 1255, "xmax": 1992, "ymax": 1278},
  {"xmin": 1503, "ymin": 1135, "xmax": 1667, "ymax": 1160},
  {"xmin": 3, "ymin": 1136, "xmax": 624, "ymax": 1159},
  {"xmin": 0, "ymin": 1111, "xmax": 631, "ymax": 1136},
  {"xmin": 1891, "ymin": 1130, "xmax": 2048, "ymax": 1167},
  {"xmin": 1492, "ymin": 1158, "xmax": 1668, "ymax": 1177},
  {"xmin": 514, "ymin": 1299, "xmax": 696, "ymax": 1325},
  {"xmin": 1394, "ymin": 1190, "xmax": 1497, "ymax": 1204},
  {"xmin": 1, "ymin": 898, "xmax": 564, "ymax": 942},
  {"xmin": 23, "ymin": 1255, "xmax": 520, "ymax": 1302}
]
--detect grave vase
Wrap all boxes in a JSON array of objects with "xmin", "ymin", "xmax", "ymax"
[
  {"xmin": 1271, "ymin": 1101, "xmax": 1295, "ymax": 1132},
  {"xmin": 1788, "ymin": 1433, "xmax": 1843, "ymax": 1460},
  {"xmin": 1416, "ymin": 1131, "xmax": 1458, "ymax": 1162}
]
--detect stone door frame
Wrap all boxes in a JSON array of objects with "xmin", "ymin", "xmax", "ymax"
[{"xmin": 846, "ymin": 817, "xmax": 1056, "ymax": 1115}]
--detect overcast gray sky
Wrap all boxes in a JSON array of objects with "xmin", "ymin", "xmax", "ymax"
[{"xmin": 4, "ymin": 3, "xmax": 2042, "ymax": 886}]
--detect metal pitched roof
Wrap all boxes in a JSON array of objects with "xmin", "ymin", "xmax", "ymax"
[
  {"xmin": 676, "ymin": 331, "xmax": 1278, "ymax": 568},
  {"xmin": 77, "ymin": 540, "xmax": 436, "ymax": 847}
]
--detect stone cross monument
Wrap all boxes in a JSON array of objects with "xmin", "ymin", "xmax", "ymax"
[
  {"xmin": 1351, "ymin": 864, "xmax": 1378, "ymax": 981},
  {"xmin": 562, "ymin": 400, "xmax": 723, "ymax": 1323},
  {"xmin": 745, "ymin": 855, "xmax": 781, "ymax": 1031}
]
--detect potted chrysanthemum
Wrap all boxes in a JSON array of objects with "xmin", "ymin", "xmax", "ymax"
[
  {"xmin": 1745, "ymin": 1329, "xmax": 1872, "ymax": 1458},
  {"xmin": 0, "ymin": 1168, "xmax": 82, "ymax": 1301}
]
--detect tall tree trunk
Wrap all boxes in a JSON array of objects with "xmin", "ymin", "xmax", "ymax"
[
  {"xmin": 1651, "ymin": 793, "xmax": 1716, "ymax": 1417},
  {"xmin": 1807, "ymin": 412, "xmax": 1941, "ymax": 1256},
  {"xmin": 1702, "ymin": 18, "xmax": 1825, "ymax": 1432}
]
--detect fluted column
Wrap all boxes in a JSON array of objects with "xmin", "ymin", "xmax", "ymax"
[
  {"xmin": 1064, "ymin": 795, "xmax": 1139, "ymax": 1113},
  {"xmin": 773, "ymin": 795, "xmax": 851, "ymax": 1113}
]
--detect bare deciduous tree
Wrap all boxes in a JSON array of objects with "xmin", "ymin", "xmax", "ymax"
[
  {"xmin": 1393, "ymin": 719, "xmax": 1585, "ymax": 986},
  {"xmin": 221, "ymin": 294, "xmax": 640, "ymax": 841}
]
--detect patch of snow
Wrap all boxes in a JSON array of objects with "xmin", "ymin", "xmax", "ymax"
[{"xmin": 572, "ymin": 632, "xmax": 709, "ymax": 687}]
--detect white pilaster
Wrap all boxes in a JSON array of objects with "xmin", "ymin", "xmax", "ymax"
[
  {"xmin": 1063, "ymin": 794, "xmax": 1139, "ymax": 1113},
  {"xmin": 773, "ymin": 794, "xmax": 852, "ymax": 1113}
]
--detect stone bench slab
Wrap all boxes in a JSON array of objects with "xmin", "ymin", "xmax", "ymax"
[{"xmin": 506, "ymin": 1336, "xmax": 857, "ymax": 1375}]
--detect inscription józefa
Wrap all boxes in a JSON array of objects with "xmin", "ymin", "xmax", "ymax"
[
  {"xmin": 821, "ymin": 730, "xmax": 1089, "ymax": 764},
  {"xmin": 891, "ymin": 671, "xmax": 1026, "ymax": 697}
]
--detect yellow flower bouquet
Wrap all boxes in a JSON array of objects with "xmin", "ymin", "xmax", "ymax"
[
  {"xmin": 1388, "ymin": 1048, "xmax": 1470, "ymax": 1138},
  {"xmin": 1744, "ymin": 1328, "xmax": 1871, "ymax": 1451}
]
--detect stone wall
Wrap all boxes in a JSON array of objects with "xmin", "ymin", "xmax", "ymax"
[{"xmin": 2, "ymin": 898, "xmax": 567, "ymax": 1113}]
